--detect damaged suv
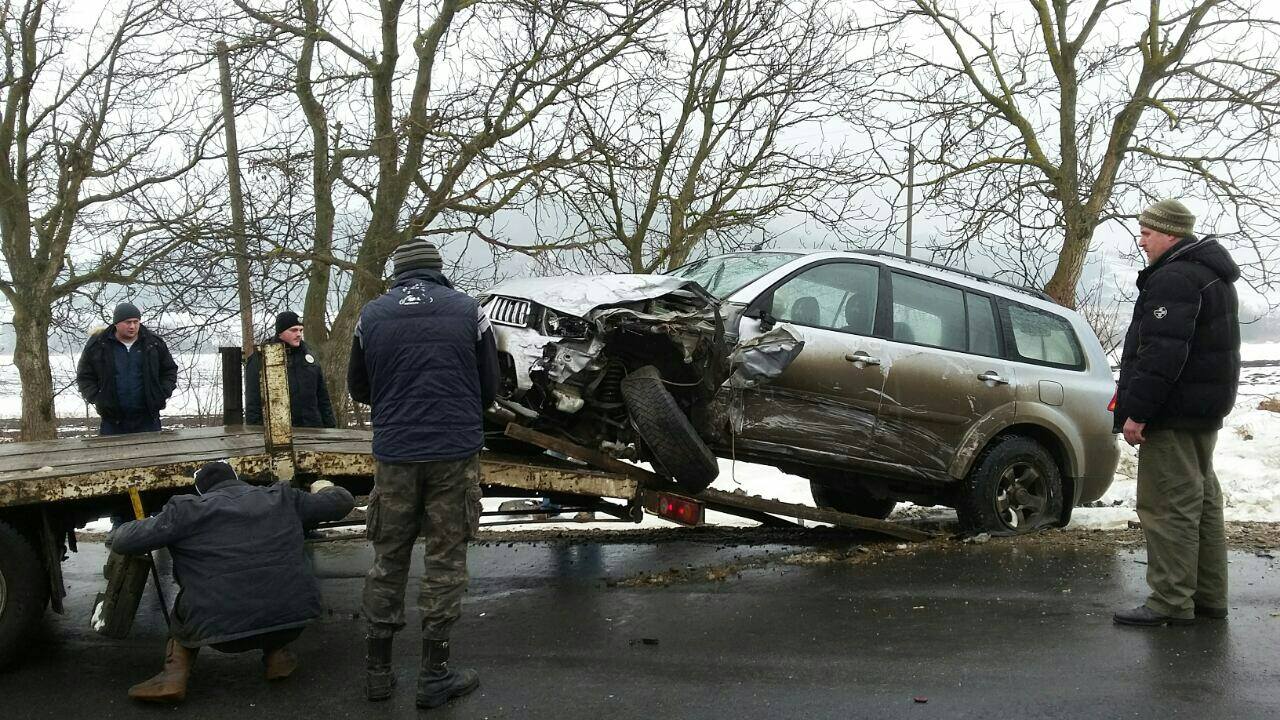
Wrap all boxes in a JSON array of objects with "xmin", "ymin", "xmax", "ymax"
[{"xmin": 480, "ymin": 250, "xmax": 1119, "ymax": 534}]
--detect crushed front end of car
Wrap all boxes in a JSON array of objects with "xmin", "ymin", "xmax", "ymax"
[{"xmin": 481, "ymin": 275, "xmax": 727, "ymax": 491}]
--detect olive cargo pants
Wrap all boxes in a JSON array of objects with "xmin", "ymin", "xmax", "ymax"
[
  {"xmin": 1135, "ymin": 429, "xmax": 1228, "ymax": 618},
  {"xmin": 362, "ymin": 456, "xmax": 483, "ymax": 640}
]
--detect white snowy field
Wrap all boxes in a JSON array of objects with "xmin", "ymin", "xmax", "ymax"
[{"xmin": 10, "ymin": 345, "xmax": 1279, "ymax": 531}]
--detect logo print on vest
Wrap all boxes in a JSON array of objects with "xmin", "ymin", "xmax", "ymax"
[{"xmin": 1153, "ymin": 306, "xmax": 1167, "ymax": 319}]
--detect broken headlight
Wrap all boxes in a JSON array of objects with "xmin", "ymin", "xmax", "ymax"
[{"xmin": 542, "ymin": 309, "xmax": 592, "ymax": 340}]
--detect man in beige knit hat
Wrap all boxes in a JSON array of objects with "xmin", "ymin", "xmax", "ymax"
[{"xmin": 1112, "ymin": 199, "xmax": 1241, "ymax": 627}]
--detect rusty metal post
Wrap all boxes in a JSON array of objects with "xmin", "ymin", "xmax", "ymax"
[
  {"xmin": 220, "ymin": 346, "xmax": 244, "ymax": 425},
  {"xmin": 260, "ymin": 343, "xmax": 295, "ymax": 483}
]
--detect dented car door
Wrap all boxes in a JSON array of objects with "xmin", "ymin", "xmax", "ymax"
[
  {"xmin": 872, "ymin": 273, "xmax": 1017, "ymax": 475},
  {"xmin": 731, "ymin": 261, "xmax": 886, "ymax": 457}
]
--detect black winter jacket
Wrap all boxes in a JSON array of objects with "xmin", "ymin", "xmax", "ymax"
[
  {"xmin": 109, "ymin": 479, "xmax": 354, "ymax": 647},
  {"xmin": 75, "ymin": 325, "xmax": 178, "ymax": 420},
  {"xmin": 348, "ymin": 269, "xmax": 500, "ymax": 462},
  {"xmin": 1114, "ymin": 236, "xmax": 1241, "ymax": 432},
  {"xmin": 244, "ymin": 339, "xmax": 336, "ymax": 428}
]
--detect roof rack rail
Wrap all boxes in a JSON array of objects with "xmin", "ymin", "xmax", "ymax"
[{"xmin": 855, "ymin": 249, "xmax": 1055, "ymax": 303}]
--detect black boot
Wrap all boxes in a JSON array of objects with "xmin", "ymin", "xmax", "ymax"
[
  {"xmin": 416, "ymin": 638, "xmax": 480, "ymax": 709},
  {"xmin": 364, "ymin": 636, "xmax": 396, "ymax": 702}
]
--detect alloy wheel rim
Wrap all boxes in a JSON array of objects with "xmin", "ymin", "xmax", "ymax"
[{"xmin": 994, "ymin": 461, "xmax": 1048, "ymax": 530}]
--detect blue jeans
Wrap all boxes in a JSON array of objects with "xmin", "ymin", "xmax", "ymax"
[{"xmin": 100, "ymin": 414, "xmax": 162, "ymax": 435}]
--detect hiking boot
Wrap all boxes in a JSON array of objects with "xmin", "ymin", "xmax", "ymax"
[
  {"xmin": 417, "ymin": 638, "xmax": 480, "ymax": 709},
  {"xmin": 1194, "ymin": 604, "xmax": 1228, "ymax": 619},
  {"xmin": 365, "ymin": 635, "xmax": 396, "ymax": 701},
  {"xmin": 263, "ymin": 646, "xmax": 298, "ymax": 681},
  {"xmin": 128, "ymin": 638, "xmax": 198, "ymax": 704},
  {"xmin": 1113, "ymin": 605, "xmax": 1195, "ymax": 627}
]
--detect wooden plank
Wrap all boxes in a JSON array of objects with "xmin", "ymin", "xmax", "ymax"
[
  {"xmin": 696, "ymin": 488, "xmax": 935, "ymax": 542},
  {"xmin": 0, "ymin": 434, "xmax": 267, "ymax": 474},
  {"xmin": 503, "ymin": 424, "xmax": 662, "ymax": 485},
  {"xmin": 0, "ymin": 426, "xmax": 261, "ymax": 460}
]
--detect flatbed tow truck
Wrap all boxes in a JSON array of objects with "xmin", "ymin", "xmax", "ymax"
[{"xmin": 0, "ymin": 345, "xmax": 930, "ymax": 668}]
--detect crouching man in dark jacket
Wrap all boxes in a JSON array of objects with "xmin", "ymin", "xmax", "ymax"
[
  {"xmin": 108, "ymin": 461, "xmax": 354, "ymax": 703},
  {"xmin": 245, "ymin": 311, "xmax": 337, "ymax": 428}
]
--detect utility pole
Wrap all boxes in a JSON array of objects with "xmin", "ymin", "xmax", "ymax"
[
  {"xmin": 217, "ymin": 41, "xmax": 255, "ymax": 357},
  {"xmin": 905, "ymin": 129, "xmax": 915, "ymax": 258}
]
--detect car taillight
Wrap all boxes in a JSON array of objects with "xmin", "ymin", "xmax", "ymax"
[
  {"xmin": 643, "ymin": 491, "xmax": 704, "ymax": 527},
  {"xmin": 1108, "ymin": 391, "xmax": 1117, "ymax": 412}
]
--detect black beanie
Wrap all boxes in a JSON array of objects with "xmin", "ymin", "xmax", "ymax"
[
  {"xmin": 393, "ymin": 237, "xmax": 444, "ymax": 277},
  {"xmin": 275, "ymin": 311, "xmax": 302, "ymax": 336},
  {"xmin": 194, "ymin": 461, "xmax": 238, "ymax": 494},
  {"xmin": 112, "ymin": 302, "xmax": 141, "ymax": 324}
]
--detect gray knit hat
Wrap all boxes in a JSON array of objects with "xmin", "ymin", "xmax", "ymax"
[
  {"xmin": 1139, "ymin": 199, "xmax": 1196, "ymax": 238},
  {"xmin": 112, "ymin": 302, "xmax": 141, "ymax": 324},
  {"xmin": 392, "ymin": 237, "xmax": 444, "ymax": 276}
]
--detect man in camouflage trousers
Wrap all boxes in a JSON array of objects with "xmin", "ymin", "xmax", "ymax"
[
  {"xmin": 348, "ymin": 237, "xmax": 499, "ymax": 709},
  {"xmin": 350, "ymin": 237, "xmax": 499, "ymax": 707}
]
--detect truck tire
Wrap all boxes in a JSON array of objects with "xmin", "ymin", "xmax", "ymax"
[
  {"xmin": 810, "ymin": 480, "xmax": 897, "ymax": 520},
  {"xmin": 956, "ymin": 435, "xmax": 1063, "ymax": 534},
  {"xmin": 0, "ymin": 520, "xmax": 49, "ymax": 670},
  {"xmin": 621, "ymin": 366, "xmax": 719, "ymax": 494}
]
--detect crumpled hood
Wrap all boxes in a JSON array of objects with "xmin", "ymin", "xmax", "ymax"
[{"xmin": 485, "ymin": 274, "xmax": 712, "ymax": 317}]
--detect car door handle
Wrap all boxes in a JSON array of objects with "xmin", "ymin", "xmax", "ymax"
[
  {"xmin": 845, "ymin": 352, "xmax": 881, "ymax": 367},
  {"xmin": 977, "ymin": 371, "xmax": 1009, "ymax": 385}
]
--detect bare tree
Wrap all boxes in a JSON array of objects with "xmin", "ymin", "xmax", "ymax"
[
  {"xmin": 859, "ymin": 0, "xmax": 1280, "ymax": 307},
  {"xmin": 537, "ymin": 0, "xmax": 868, "ymax": 273},
  {"xmin": 217, "ymin": 0, "xmax": 673, "ymax": 422},
  {"xmin": 0, "ymin": 0, "xmax": 218, "ymax": 439}
]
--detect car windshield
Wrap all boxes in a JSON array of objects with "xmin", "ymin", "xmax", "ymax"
[{"xmin": 668, "ymin": 252, "xmax": 799, "ymax": 299}]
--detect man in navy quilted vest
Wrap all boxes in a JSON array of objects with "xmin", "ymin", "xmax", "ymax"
[{"xmin": 348, "ymin": 236, "xmax": 499, "ymax": 709}]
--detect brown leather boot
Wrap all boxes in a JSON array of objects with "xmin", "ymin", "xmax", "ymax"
[
  {"xmin": 128, "ymin": 638, "xmax": 198, "ymax": 703},
  {"xmin": 263, "ymin": 646, "xmax": 298, "ymax": 681}
]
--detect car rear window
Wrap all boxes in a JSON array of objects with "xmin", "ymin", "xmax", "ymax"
[
  {"xmin": 890, "ymin": 273, "xmax": 966, "ymax": 351},
  {"xmin": 1004, "ymin": 303, "xmax": 1084, "ymax": 369}
]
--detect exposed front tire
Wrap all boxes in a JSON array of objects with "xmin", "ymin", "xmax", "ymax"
[
  {"xmin": 809, "ymin": 479, "xmax": 897, "ymax": 520},
  {"xmin": 956, "ymin": 435, "xmax": 1063, "ymax": 534},
  {"xmin": 0, "ymin": 520, "xmax": 49, "ymax": 670},
  {"xmin": 621, "ymin": 366, "xmax": 719, "ymax": 494}
]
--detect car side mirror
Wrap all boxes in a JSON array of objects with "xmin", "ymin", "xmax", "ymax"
[{"xmin": 747, "ymin": 307, "xmax": 777, "ymax": 332}]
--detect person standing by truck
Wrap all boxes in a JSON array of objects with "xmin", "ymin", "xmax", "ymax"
[
  {"xmin": 348, "ymin": 237, "xmax": 499, "ymax": 709},
  {"xmin": 244, "ymin": 310, "xmax": 337, "ymax": 428},
  {"xmin": 109, "ymin": 461, "xmax": 355, "ymax": 703},
  {"xmin": 1112, "ymin": 199, "xmax": 1240, "ymax": 627},
  {"xmin": 75, "ymin": 302, "xmax": 178, "ymax": 435}
]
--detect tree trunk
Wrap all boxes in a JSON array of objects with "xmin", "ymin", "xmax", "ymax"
[
  {"xmin": 1042, "ymin": 218, "xmax": 1095, "ymax": 309},
  {"xmin": 311, "ymin": 263, "xmax": 388, "ymax": 426},
  {"xmin": 12, "ymin": 298, "xmax": 58, "ymax": 440}
]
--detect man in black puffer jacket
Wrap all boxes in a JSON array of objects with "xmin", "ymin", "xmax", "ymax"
[
  {"xmin": 1112, "ymin": 199, "xmax": 1240, "ymax": 628},
  {"xmin": 245, "ymin": 311, "xmax": 336, "ymax": 428},
  {"xmin": 75, "ymin": 302, "xmax": 179, "ymax": 435},
  {"xmin": 110, "ymin": 461, "xmax": 354, "ymax": 703}
]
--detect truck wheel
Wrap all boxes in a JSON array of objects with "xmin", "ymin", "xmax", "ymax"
[
  {"xmin": 956, "ymin": 435, "xmax": 1063, "ymax": 534},
  {"xmin": 809, "ymin": 480, "xmax": 897, "ymax": 520},
  {"xmin": 0, "ymin": 520, "xmax": 49, "ymax": 670},
  {"xmin": 621, "ymin": 366, "xmax": 719, "ymax": 494}
]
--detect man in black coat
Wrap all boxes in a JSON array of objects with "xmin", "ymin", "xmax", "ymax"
[
  {"xmin": 349, "ymin": 237, "xmax": 499, "ymax": 709},
  {"xmin": 1112, "ymin": 199, "xmax": 1240, "ymax": 628},
  {"xmin": 109, "ymin": 461, "xmax": 355, "ymax": 703},
  {"xmin": 75, "ymin": 302, "xmax": 178, "ymax": 434},
  {"xmin": 245, "ymin": 311, "xmax": 337, "ymax": 428}
]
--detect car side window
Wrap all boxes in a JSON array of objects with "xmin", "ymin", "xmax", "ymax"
[
  {"xmin": 966, "ymin": 292, "xmax": 999, "ymax": 356},
  {"xmin": 769, "ymin": 262, "xmax": 878, "ymax": 334},
  {"xmin": 1005, "ymin": 304, "xmax": 1084, "ymax": 368},
  {"xmin": 890, "ymin": 272, "xmax": 966, "ymax": 351}
]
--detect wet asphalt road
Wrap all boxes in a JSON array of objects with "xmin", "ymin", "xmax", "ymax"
[{"xmin": 2, "ymin": 533, "xmax": 1278, "ymax": 719}]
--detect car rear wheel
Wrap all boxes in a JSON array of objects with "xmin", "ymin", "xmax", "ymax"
[
  {"xmin": 809, "ymin": 479, "xmax": 897, "ymax": 520},
  {"xmin": 957, "ymin": 435, "xmax": 1063, "ymax": 534},
  {"xmin": 621, "ymin": 366, "xmax": 719, "ymax": 494},
  {"xmin": 0, "ymin": 520, "xmax": 49, "ymax": 669}
]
